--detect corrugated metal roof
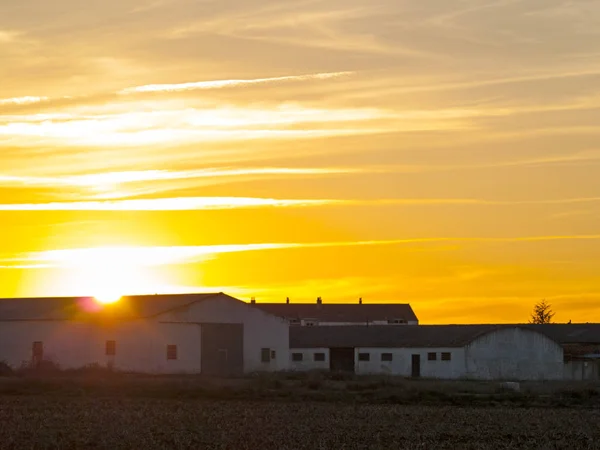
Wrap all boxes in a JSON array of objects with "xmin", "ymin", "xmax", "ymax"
[
  {"xmin": 254, "ymin": 302, "xmax": 418, "ymax": 323},
  {"xmin": 291, "ymin": 324, "xmax": 600, "ymax": 349},
  {"xmin": 290, "ymin": 324, "xmax": 501, "ymax": 348},
  {"xmin": 0, "ymin": 293, "xmax": 225, "ymax": 320}
]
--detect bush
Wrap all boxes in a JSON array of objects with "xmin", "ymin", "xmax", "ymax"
[{"xmin": 0, "ymin": 361, "xmax": 14, "ymax": 377}]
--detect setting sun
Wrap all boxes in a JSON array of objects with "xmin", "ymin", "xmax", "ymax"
[{"xmin": 93, "ymin": 292, "xmax": 122, "ymax": 305}]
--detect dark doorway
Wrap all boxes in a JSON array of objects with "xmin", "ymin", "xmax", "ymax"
[
  {"xmin": 329, "ymin": 347, "xmax": 355, "ymax": 372},
  {"xmin": 201, "ymin": 323, "xmax": 244, "ymax": 376},
  {"xmin": 411, "ymin": 354, "xmax": 421, "ymax": 378}
]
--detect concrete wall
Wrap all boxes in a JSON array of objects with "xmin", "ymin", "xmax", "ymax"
[
  {"xmin": 289, "ymin": 348, "xmax": 330, "ymax": 371},
  {"xmin": 157, "ymin": 295, "xmax": 289, "ymax": 373},
  {"xmin": 0, "ymin": 320, "xmax": 202, "ymax": 374},
  {"xmin": 354, "ymin": 347, "xmax": 466, "ymax": 378},
  {"xmin": 465, "ymin": 327, "xmax": 564, "ymax": 381}
]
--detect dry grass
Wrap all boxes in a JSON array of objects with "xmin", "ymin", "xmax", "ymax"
[{"xmin": 0, "ymin": 397, "xmax": 599, "ymax": 449}]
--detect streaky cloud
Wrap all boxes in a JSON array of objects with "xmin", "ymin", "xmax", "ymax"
[
  {"xmin": 120, "ymin": 71, "xmax": 353, "ymax": 94},
  {"xmin": 6, "ymin": 234, "xmax": 600, "ymax": 269}
]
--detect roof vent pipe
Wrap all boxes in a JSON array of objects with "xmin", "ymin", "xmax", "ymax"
[
  {"xmin": 359, "ymin": 298, "xmax": 362, "ymax": 305},
  {"xmin": 317, "ymin": 297, "xmax": 322, "ymax": 305},
  {"xmin": 286, "ymin": 297, "xmax": 290, "ymax": 304},
  {"xmin": 250, "ymin": 297, "xmax": 256, "ymax": 304}
]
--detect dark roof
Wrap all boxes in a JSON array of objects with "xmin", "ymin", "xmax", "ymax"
[
  {"xmin": 291, "ymin": 324, "xmax": 600, "ymax": 349},
  {"xmin": 254, "ymin": 302, "xmax": 418, "ymax": 323},
  {"xmin": 0, "ymin": 293, "xmax": 226, "ymax": 321},
  {"xmin": 523, "ymin": 324, "xmax": 600, "ymax": 345},
  {"xmin": 290, "ymin": 325, "xmax": 500, "ymax": 348}
]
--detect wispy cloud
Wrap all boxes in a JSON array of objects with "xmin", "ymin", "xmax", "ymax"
[
  {"xmin": 0, "ymin": 96, "xmax": 48, "ymax": 106},
  {"xmin": 120, "ymin": 71, "xmax": 353, "ymax": 94},
  {"xmin": 0, "ymin": 197, "xmax": 338, "ymax": 211},
  {"xmin": 0, "ymin": 167, "xmax": 356, "ymax": 188},
  {"xmin": 3, "ymin": 195, "xmax": 600, "ymax": 211},
  {"xmin": 5, "ymin": 234, "xmax": 600, "ymax": 269}
]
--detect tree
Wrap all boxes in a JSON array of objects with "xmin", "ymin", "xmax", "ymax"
[{"xmin": 530, "ymin": 299, "xmax": 555, "ymax": 324}]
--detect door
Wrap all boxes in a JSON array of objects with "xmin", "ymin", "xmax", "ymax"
[
  {"xmin": 411, "ymin": 354, "xmax": 421, "ymax": 378},
  {"xmin": 329, "ymin": 347, "xmax": 355, "ymax": 372},
  {"xmin": 201, "ymin": 323, "xmax": 244, "ymax": 376}
]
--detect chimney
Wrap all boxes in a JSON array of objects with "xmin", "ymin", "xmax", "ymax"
[
  {"xmin": 359, "ymin": 298, "xmax": 362, "ymax": 305},
  {"xmin": 286, "ymin": 297, "xmax": 290, "ymax": 304},
  {"xmin": 317, "ymin": 297, "xmax": 322, "ymax": 305},
  {"xmin": 250, "ymin": 297, "xmax": 256, "ymax": 305}
]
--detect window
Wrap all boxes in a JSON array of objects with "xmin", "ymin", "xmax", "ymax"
[
  {"xmin": 261, "ymin": 348, "xmax": 271, "ymax": 363},
  {"xmin": 428, "ymin": 352, "xmax": 437, "ymax": 361},
  {"xmin": 314, "ymin": 352, "xmax": 325, "ymax": 362},
  {"xmin": 105, "ymin": 340, "xmax": 116, "ymax": 356},
  {"xmin": 358, "ymin": 353, "xmax": 370, "ymax": 362},
  {"xmin": 289, "ymin": 318, "xmax": 301, "ymax": 325},
  {"xmin": 304, "ymin": 320, "xmax": 318, "ymax": 327},
  {"xmin": 292, "ymin": 353, "xmax": 303, "ymax": 362},
  {"xmin": 166, "ymin": 345, "xmax": 178, "ymax": 360},
  {"xmin": 441, "ymin": 352, "xmax": 452, "ymax": 361},
  {"xmin": 381, "ymin": 353, "xmax": 393, "ymax": 362},
  {"xmin": 387, "ymin": 318, "xmax": 407, "ymax": 325},
  {"xmin": 271, "ymin": 350, "xmax": 276, "ymax": 360},
  {"xmin": 32, "ymin": 341, "xmax": 43, "ymax": 361}
]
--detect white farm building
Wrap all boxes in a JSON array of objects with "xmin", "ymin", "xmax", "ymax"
[
  {"xmin": 289, "ymin": 324, "xmax": 600, "ymax": 381},
  {"xmin": 0, "ymin": 293, "xmax": 288, "ymax": 375},
  {"xmin": 0, "ymin": 293, "xmax": 598, "ymax": 381}
]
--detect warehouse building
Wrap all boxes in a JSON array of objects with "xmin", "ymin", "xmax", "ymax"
[
  {"xmin": 0, "ymin": 293, "xmax": 288, "ymax": 375},
  {"xmin": 253, "ymin": 297, "xmax": 419, "ymax": 326},
  {"xmin": 289, "ymin": 324, "xmax": 584, "ymax": 381}
]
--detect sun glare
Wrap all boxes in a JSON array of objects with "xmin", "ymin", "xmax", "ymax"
[{"xmin": 94, "ymin": 291, "xmax": 122, "ymax": 305}]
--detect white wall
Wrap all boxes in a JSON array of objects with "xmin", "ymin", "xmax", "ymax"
[
  {"xmin": 354, "ymin": 347, "xmax": 466, "ymax": 378},
  {"xmin": 289, "ymin": 348, "xmax": 330, "ymax": 371},
  {"xmin": 0, "ymin": 320, "xmax": 202, "ymax": 374},
  {"xmin": 157, "ymin": 295, "xmax": 290, "ymax": 373},
  {"xmin": 466, "ymin": 327, "xmax": 564, "ymax": 381}
]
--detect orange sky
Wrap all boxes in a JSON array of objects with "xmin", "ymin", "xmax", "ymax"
[{"xmin": 1, "ymin": 0, "xmax": 600, "ymax": 323}]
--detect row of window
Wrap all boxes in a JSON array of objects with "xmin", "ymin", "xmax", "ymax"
[
  {"xmin": 291, "ymin": 352, "xmax": 453, "ymax": 362},
  {"xmin": 292, "ymin": 352, "xmax": 325, "ymax": 362},
  {"xmin": 31, "ymin": 341, "xmax": 180, "ymax": 361}
]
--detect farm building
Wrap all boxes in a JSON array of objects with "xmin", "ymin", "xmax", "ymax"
[
  {"xmin": 289, "ymin": 324, "xmax": 600, "ymax": 381},
  {"xmin": 253, "ymin": 297, "xmax": 419, "ymax": 326},
  {"xmin": 0, "ymin": 293, "xmax": 288, "ymax": 375}
]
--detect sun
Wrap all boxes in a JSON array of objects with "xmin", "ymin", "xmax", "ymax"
[{"xmin": 94, "ymin": 291, "xmax": 122, "ymax": 305}]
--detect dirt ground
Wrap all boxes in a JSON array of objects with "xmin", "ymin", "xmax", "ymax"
[{"xmin": 1, "ymin": 396, "xmax": 599, "ymax": 449}]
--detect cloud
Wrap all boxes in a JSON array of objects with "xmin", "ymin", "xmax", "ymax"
[
  {"xmin": 0, "ymin": 96, "xmax": 49, "ymax": 106},
  {"xmin": 120, "ymin": 71, "xmax": 353, "ymax": 94},
  {"xmin": 0, "ymin": 197, "xmax": 338, "ymax": 211},
  {"xmin": 3, "ymin": 194, "xmax": 600, "ymax": 211},
  {"xmin": 4, "ymin": 234, "xmax": 600, "ymax": 269}
]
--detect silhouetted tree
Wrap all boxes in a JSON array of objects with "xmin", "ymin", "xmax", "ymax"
[{"xmin": 530, "ymin": 299, "xmax": 555, "ymax": 324}]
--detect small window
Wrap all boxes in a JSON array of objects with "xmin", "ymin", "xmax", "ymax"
[
  {"xmin": 314, "ymin": 352, "xmax": 325, "ymax": 362},
  {"xmin": 261, "ymin": 348, "xmax": 271, "ymax": 363},
  {"xmin": 105, "ymin": 340, "xmax": 116, "ymax": 356},
  {"xmin": 381, "ymin": 353, "xmax": 393, "ymax": 362},
  {"xmin": 441, "ymin": 352, "xmax": 451, "ymax": 361},
  {"xmin": 358, "ymin": 353, "xmax": 370, "ymax": 362},
  {"xmin": 428, "ymin": 352, "xmax": 437, "ymax": 361},
  {"xmin": 32, "ymin": 341, "xmax": 43, "ymax": 360},
  {"xmin": 289, "ymin": 318, "xmax": 301, "ymax": 325},
  {"xmin": 271, "ymin": 350, "xmax": 276, "ymax": 360},
  {"xmin": 166, "ymin": 345, "xmax": 178, "ymax": 360},
  {"xmin": 292, "ymin": 352, "xmax": 303, "ymax": 362}
]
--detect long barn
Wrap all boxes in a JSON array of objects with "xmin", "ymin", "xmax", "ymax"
[{"xmin": 290, "ymin": 324, "xmax": 600, "ymax": 381}]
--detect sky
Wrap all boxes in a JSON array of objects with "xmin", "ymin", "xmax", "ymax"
[{"xmin": 1, "ymin": 0, "xmax": 600, "ymax": 323}]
